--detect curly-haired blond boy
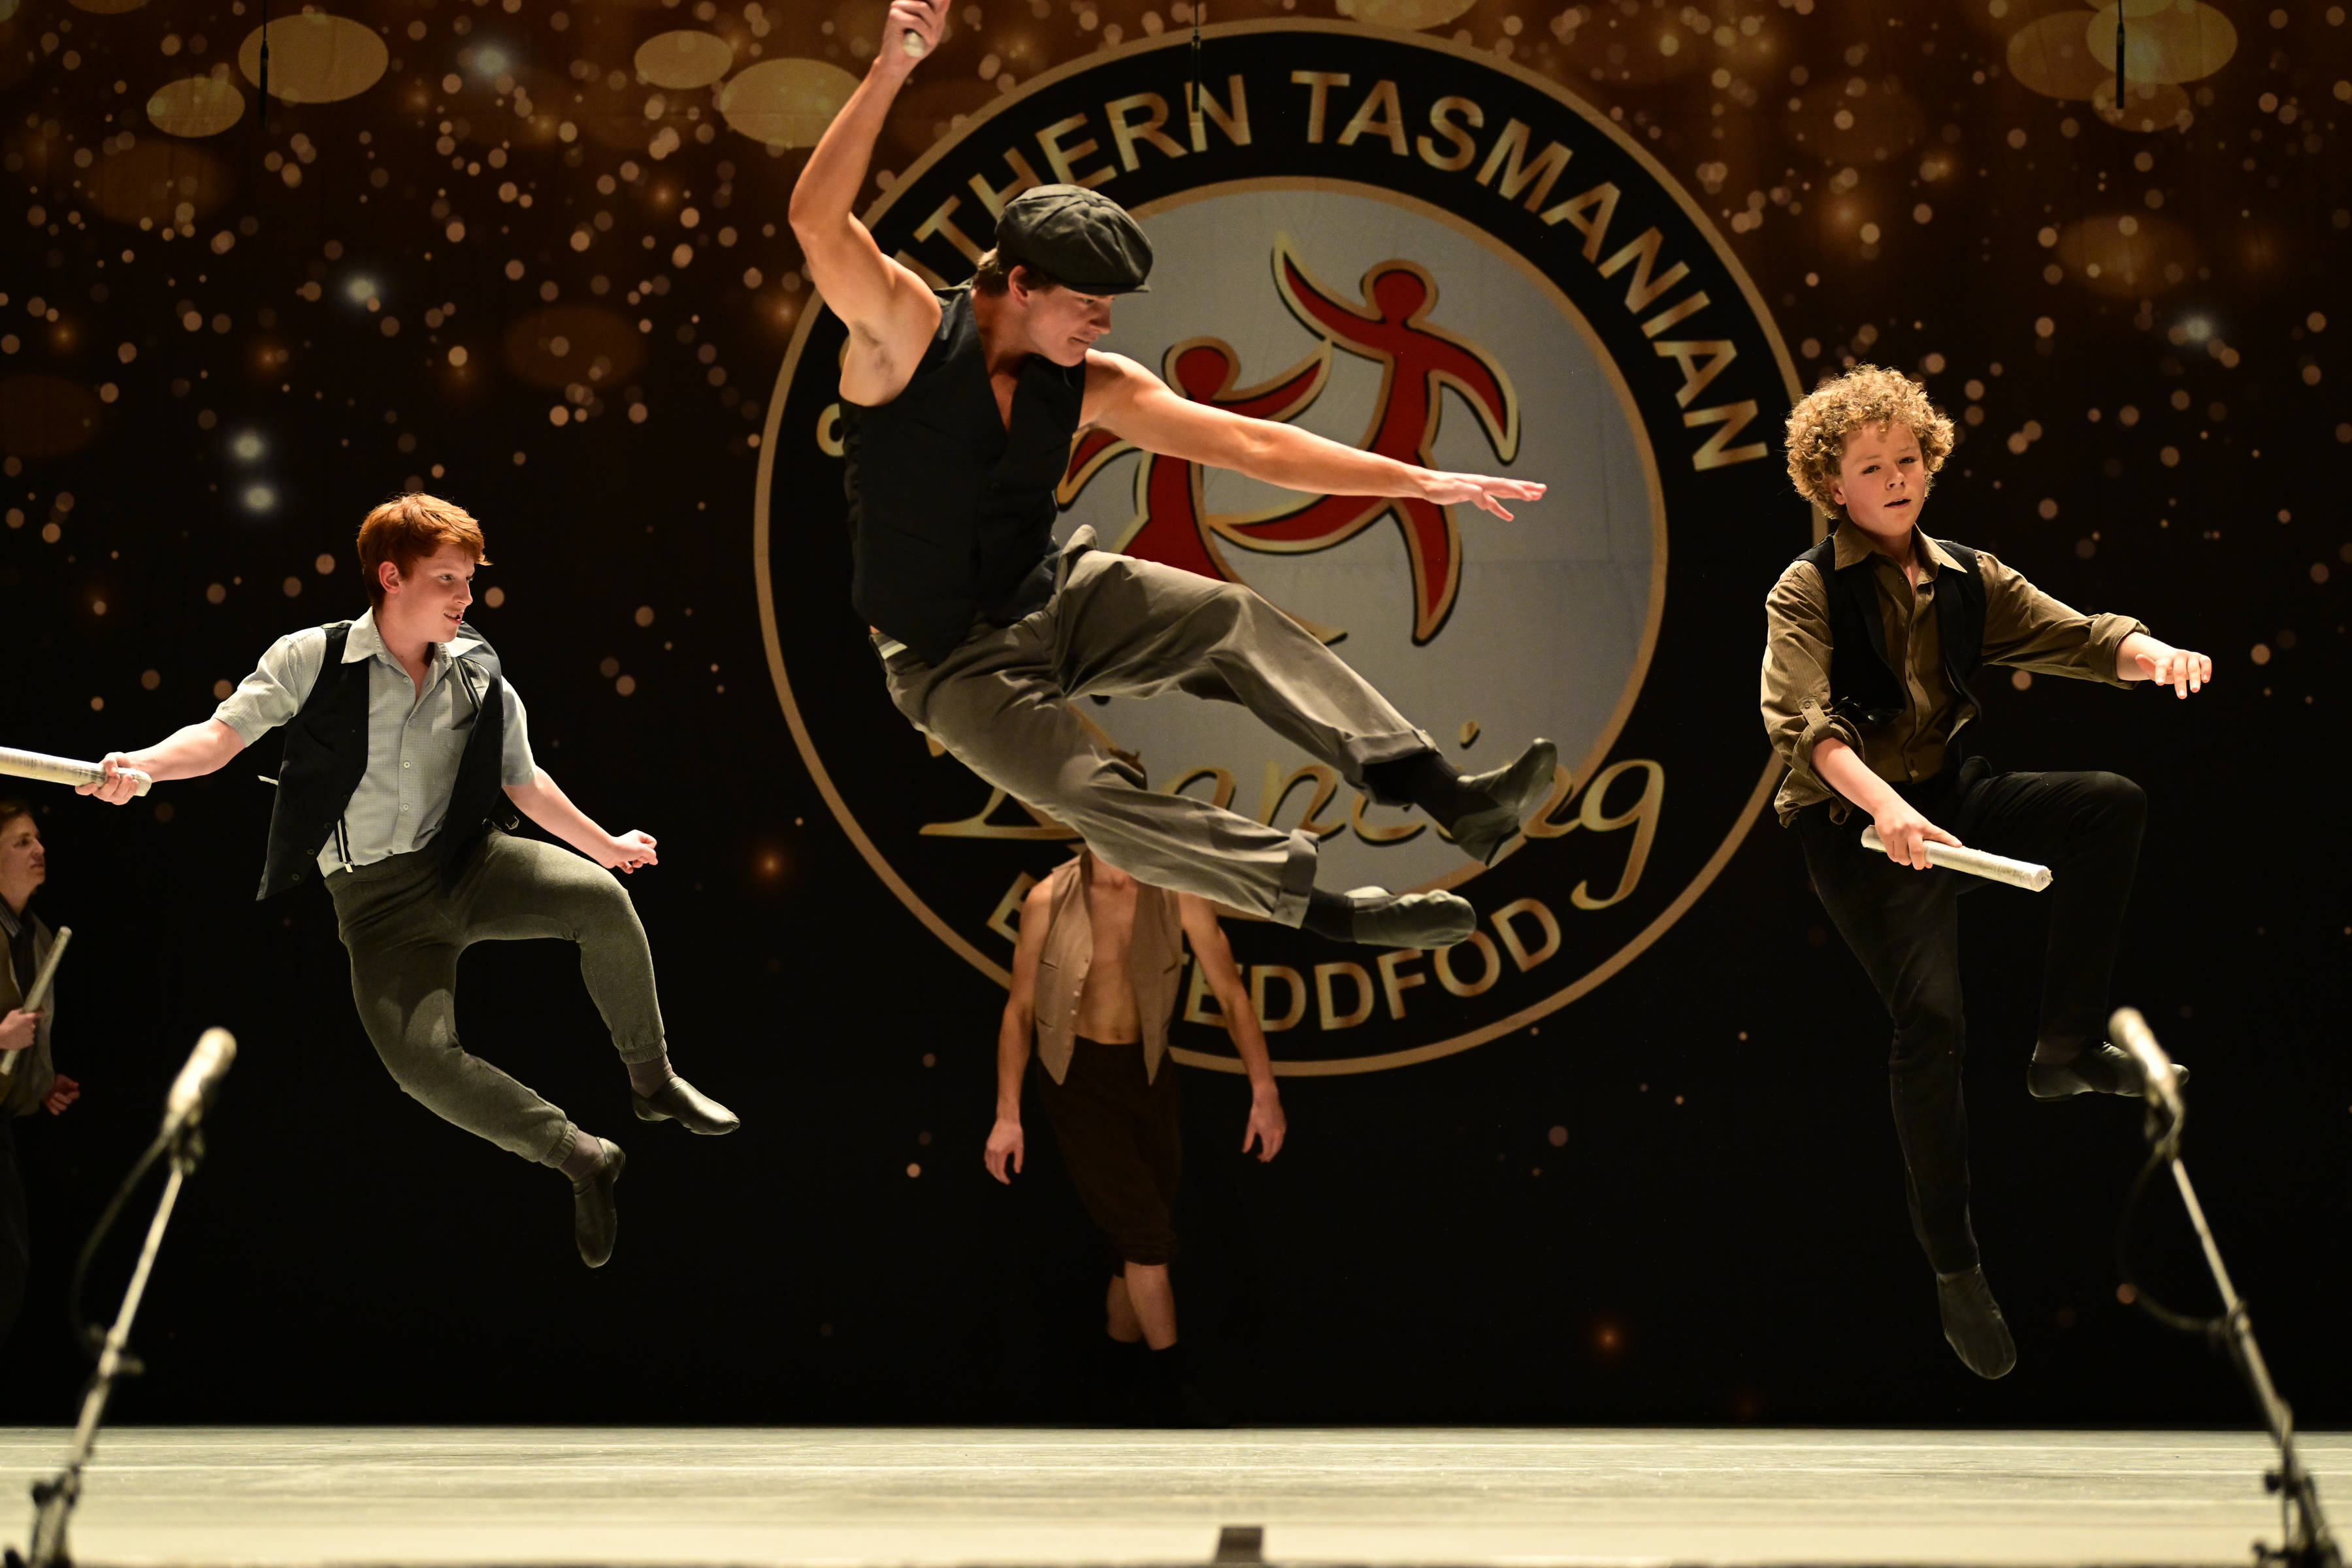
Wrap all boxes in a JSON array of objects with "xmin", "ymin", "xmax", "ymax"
[{"xmin": 1760, "ymin": 366, "xmax": 2212, "ymax": 1379}]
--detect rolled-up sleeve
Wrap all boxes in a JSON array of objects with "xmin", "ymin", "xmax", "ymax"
[
  {"xmin": 1762, "ymin": 561, "xmax": 1862, "ymax": 792},
  {"xmin": 1976, "ymin": 550, "xmax": 2146, "ymax": 687},
  {"xmin": 499, "ymin": 679, "xmax": 540, "ymax": 787},
  {"xmin": 210, "ymin": 628, "xmax": 326, "ymax": 745}
]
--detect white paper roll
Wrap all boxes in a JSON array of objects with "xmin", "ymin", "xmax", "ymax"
[
  {"xmin": 1860, "ymin": 825, "xmax": 2053, "ymax": 892},
  {"xmin": 0, "ymin": 746, "xmax": 151, "ymax": 798}
]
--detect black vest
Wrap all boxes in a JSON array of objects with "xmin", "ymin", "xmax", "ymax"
[
  {"xmin": 840, "ymin": 285, "xmax": 1086, "ymax": 665},
  {"xmin": 255, "ymin": 621, "xmax": 514, "ymax": 900},
  {"xmin": 1798, "ymin": 533, "xmax": 1987, "ymax": 733}
]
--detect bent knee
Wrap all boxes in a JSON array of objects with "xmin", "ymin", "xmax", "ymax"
[{"xmin": 2084, "ymin": 770, "xmax": 2147, "ymax": 821}]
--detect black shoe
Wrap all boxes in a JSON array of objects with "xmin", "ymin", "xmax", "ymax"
[
  {"xmin": 1145, "ymin": 1344, "xmax": 1230, "ymax": 1429},
  {"xmin": 1338, "ymin": 887, "xmax": 1476, "ymax": 948},
  {"xmin": 1936, "ymin": 1265, "xmax": 2016, "ymax": 1379},
  {"xmin": 632, "ymin": 1075, "xmax": 741, "ymax": 1134},
  {"xmin": 572, "ymin": 1141, "xmax": 625, "ymax": 1269},
  {"xmin": 1449, "ymin": 738, "xmax": 1560, "ymax": 864},
  {"xmin": 2027, "ymin": 1042, "xmax": 2191, "ymax": 1101}
]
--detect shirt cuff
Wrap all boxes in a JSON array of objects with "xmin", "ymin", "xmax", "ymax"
[
  {"xmin": 1789, "ymin": 698, "xmax": 1863, "ymax": 789},
  {"xmin": 2084, "ymin": 613, "xmax": 2149, "ymax": 689},
  {"xmin": 208, "ymin": 704, "xmax": 271, "ymax": 748}
]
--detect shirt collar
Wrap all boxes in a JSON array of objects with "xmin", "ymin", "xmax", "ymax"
[
  {"xmin": 0, "ymin": 902, "xmax": 20, "ymax": 940},
  {"xmin": 344, "ymin": 609, "xmax": 481, "ymax": 667},
  {"xmin": 1833, "ymin": 523, "xmax": 1957, "ymax": 580}
]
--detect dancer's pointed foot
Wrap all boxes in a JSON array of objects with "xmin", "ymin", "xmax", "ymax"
[
  {"xmin": 1333, "ymin": 887, "xmax": 1476, "ymax": 949},
  {"xmin": 632, "ymin": 1075, "xmax": 741, "ymax": 1134},
  {"xmin": 1936, "ymin": 1264, "xmax": 2016, "ymax": 1379},
  {"xmin": 2028, "ymin": 1041, "xmax": 2189, "ymax": 1100},
  {"xmin": 572, "ymin": 1140, "xmax": 625, "ymax": 1268},
  {"xmin": 1449, "ymin": 738, "xmax": 1559, "ymax": 864}
]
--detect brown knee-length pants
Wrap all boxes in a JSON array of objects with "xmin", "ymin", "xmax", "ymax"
[{"xmin": 1037, "ymin": 1036, "xmax": 1183, "ymax": 1269}]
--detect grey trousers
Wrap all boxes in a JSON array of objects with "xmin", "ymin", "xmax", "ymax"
[
  {"xmin": 327, "ymin": 831, "xmax": 667, "ymax": 1168},
  {"xmin": 878, "ymin": 529, "xmax": 1434, "ymax": 924}
]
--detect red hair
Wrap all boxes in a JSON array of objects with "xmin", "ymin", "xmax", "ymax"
[{"xmin": 355, "ymin": 493, "xmax": 489, "ymax": 611}]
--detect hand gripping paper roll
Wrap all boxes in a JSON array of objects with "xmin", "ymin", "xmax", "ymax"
[
  {"xmin": 1860, "ymin": 825, "xmax": 2053, "ymax": 892},
  {"xmin": 0, "ymin": 747, "xmax": 151, "ymax": 798},
  {"xmin": 2, "ymin": 925, "xmax": 69, "ymax": 1079}
]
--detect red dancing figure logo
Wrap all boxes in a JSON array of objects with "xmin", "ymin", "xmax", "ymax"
[{"xmin": 1060, "ymin": 236, "xmax": 1521, "ymax": 646}]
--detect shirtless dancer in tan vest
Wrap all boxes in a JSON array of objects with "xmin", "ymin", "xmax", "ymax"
[{"xmin": 987, "ymin": 845, "xmax": 1282, "ymax": 1416}]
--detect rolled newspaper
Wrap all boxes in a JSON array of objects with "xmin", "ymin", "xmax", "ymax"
[
  {"xmin": 4, "ymin": 924, "xmax": 69, "ymax": 1079},
  {"xmin": 1860, "ymin": 825, "xmax": 2053, "ymax": 892},
  {"xmin": 0, "ymin": 747, "xmax": 150, "ymax": 798}
]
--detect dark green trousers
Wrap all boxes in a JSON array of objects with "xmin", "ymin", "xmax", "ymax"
[{"xmin": 329, "ymin": 832, "xmax": 666, "ymax": 1168}]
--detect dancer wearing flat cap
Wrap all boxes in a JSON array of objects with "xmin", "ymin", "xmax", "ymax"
[
  {"xmin": 79, "ymin": 495, "xmax": 737, "ymax": 1269},
  {"xmin": 789, "ymin": 0, "xmax": 1558, "ymax": 951}
]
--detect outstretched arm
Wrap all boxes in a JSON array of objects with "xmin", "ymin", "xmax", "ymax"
[
  {"xmin": 504, "ymin": 772, "xmax": 657, "ymax": 872},
  {"xmin": 787, "ymin": 0, "xmax": 949, "ymax": 380},
  {"xmin": 1084, "ymin": 351, "xmax": 1545, "ymax": 519},
  {"xmin": 985, "ymin": 881, "xmax": 1052, "ymax": 1184},
  {"xmin": 80, "ymin": 719, "xmax": 246, "ymax": 805},
  {"xmin": 2117, "ymin": 632, "xmax": 2212, "ymax": 698},
  {"xmin": 1179, "ymin": 894, "xmax": 1286, "ymax": 1162}
]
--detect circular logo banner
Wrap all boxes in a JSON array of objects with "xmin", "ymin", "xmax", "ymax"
[{"xmin": 758, "ymin": 22, "xmax": 1807, "ymax": 1075}]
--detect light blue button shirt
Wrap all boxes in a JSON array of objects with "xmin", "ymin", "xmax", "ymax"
[{"xmin": 213, "ymin": 611, "xmax": 539, "ymax": 876}]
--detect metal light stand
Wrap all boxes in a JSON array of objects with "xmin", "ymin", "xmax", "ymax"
[
  {"xmin": 8, "ymin": 1028, "xmax": 236, "ymax": 1568},
  {"xmin": 2111, "ymin": 1009, "xmax": 2340, "ymax": 1568}
]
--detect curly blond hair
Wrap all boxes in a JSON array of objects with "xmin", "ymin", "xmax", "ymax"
[{"xmin": 1784, "ymin": 365, "xmax": 1956, "ymax": 520}]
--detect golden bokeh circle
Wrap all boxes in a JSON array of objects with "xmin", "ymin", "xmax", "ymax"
[
  {"xmin": 719, "ymin": 58, "xmax": 862, "ymax": 150},
  {"xmin": 236, "ymin": 14, "xmax": 390, "ymax": 105},
  {"xmin": 498, "ymin": 306, "xmax": 648, "ymax": 393},
  {"xmin": 2057, "ymin": 212, "xmax": 2198, "ymax": 299},
  {"xmin": 2095, "ymin": 76, "xmax": 2194, "ymax": 133},
  {"xmin": 146, "ymin": 75, "xmax": 246, "ymax": 139},
  {"xmin": 2006, "ymin": 11, "xmax": 2110, "ymax": 102},
  {"xmin": 87, "ymin": 141, "xmax": 232, "ymax": 226},
  {"xmin": 634, "ymin": 30, "xmax": 735, "ymax": 91},
  {"xmin": 1332, "ymin": 0, "xmax": 1481, "ymax": 28},
  {"xmin": 0, "ymin": 375, "xmax": 104, "ymax": 460},
  {"xmin": 2087, "ymin": 1, "xmax": 2236, "ymax": 87}
]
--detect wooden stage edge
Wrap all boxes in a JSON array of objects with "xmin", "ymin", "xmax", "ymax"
[{"xmin": 0, "ymin": 1427, "xmax": 2344, "ymax": 1568}]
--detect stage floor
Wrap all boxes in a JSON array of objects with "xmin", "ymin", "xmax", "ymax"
[{"xmin": 0, "ymin": 1427, "xmax": 2342, "ymax": 1566}]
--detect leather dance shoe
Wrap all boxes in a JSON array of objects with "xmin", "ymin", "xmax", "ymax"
[
  {"xmin": 2027, "ymin": 1041, "xmax": 2191, "ymax": 1101},
  {"xmin": 1936, "ymin": 1265, "xmax": 2016, "ymax": 1380},
  {"xmin": 573, "ymin": 1141, "xmax": 625, "ymax": 1269},
  {"xmin": 632, "ymin": 1075, "xmax": 742, "ymax": 1134},
  {"xmin": 1341, "ymin": 887, "xmax": 1477, "ymax": 949},
  {"xmin": 1450, "ymin": 738, "xmax": 1560, "ymax": 864}
]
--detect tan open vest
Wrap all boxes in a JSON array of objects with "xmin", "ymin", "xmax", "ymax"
[{"xmin": 1031, "ymin": 854, "xmax": 1184, "ymax": 1086}]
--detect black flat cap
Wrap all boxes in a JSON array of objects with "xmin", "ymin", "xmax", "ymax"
[{"xmin": 996, "ymin": 184, "xmax": 1152, "ymax": 295}]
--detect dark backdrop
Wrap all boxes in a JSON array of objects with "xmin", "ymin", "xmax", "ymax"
[{"xmin": 0, "ymin": 0, "xmax": 2345, "ymax": 1428}]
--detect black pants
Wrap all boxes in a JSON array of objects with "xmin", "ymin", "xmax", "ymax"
[
  {"xmin": 0, "ymin": 1116, "xmax": 27, "ymax": 1348},
  {"xmin": 1794, "ymin": 757, "xmax": 2147, "ymax": 1273}
]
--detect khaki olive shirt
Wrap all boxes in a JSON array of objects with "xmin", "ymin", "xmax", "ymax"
[{"xmin": 1761, "ymin": 526, "xmax": 2147, "ymax": 825}]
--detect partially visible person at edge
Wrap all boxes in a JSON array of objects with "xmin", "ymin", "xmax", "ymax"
[
  {"xmin": 789, "ymin": 0, "xmax": 1561, "ymax": 959},
  {"xmin": 0, "ymin": 802, "xmax": 84, "ymax": 1346},
  {"xmin": 79, "ymin": 494, "xmax": 738, "ymax": 1270},
  {"xmin": 1760, "ymin": 365, "xmax": 2210, "ymax": 1380},
  {"xmin": 988, "ymin": 817, "xmax": 1286, "ymax": 1425}
]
